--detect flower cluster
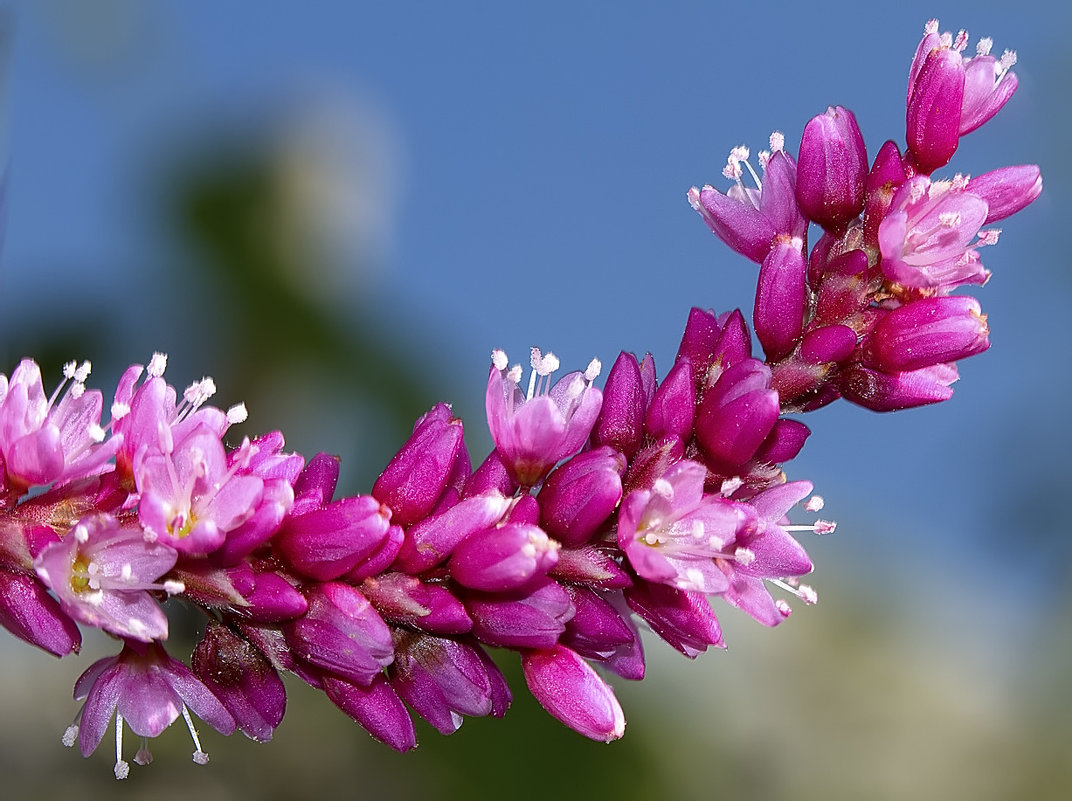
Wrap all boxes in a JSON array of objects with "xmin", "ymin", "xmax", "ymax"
[{"xmin": 0, "ymin": 19, "xmax": 1039, "ymax": 779}]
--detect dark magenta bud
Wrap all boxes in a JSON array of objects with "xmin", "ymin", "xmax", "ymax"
[
  {"xmin": 800, "ymin": 324, "xmax": 859, "ymax": 365},
  {"xmin": 450, "ymin": 524, "xmax": 559, "ymax": 592},
  {"xmin": 284, "ymin": 583, "xmax": 393, "ymax": 686},
  {"xmin": 753, "ymin": 419, "xmax": 811, "ymax": 464},
  {"xmin": 796, "ymin": 106, "xmax": 867, "ymax": 230},
  {"xmin": 538, "ymin": 447, "xmax": 625, "ymax": 547},
  {"xmin": 393, "ymin": 492, "xmax": 511, "ymax": 574},
  {"xmin": 466, "ymin": 577, "xmax": 574, "ymax": 649},
  {"xmin": 227, "ymin": 566, "xmax": 308, "ymax": 622},
  {"xmin": 624, "ymin": 579, "xmax": 724, "ymax": 657},
  {"xmin": 521, "ymin": 644, "xmax": 625, "ymax": 742},
  {"xmin": 373, "ymin": 403, "xmax": 465, "ymax": 526},
  {"xmin": 906, "ymin": 46, "xmax": 965, "ymax": 174},
  {"xmin": 591, "ymin": 351, "xmax": 646, "ymax": 459},
  {"xmin": 323, "ymin": 673, "xmax": 416, "ymax": 752},
  {"xmin": 192, "ymin": 622, "xmax": 286, "ymax": 742},
  {"xmin": 277, "ymin": 495, "xmax": 391, "ymax": 581},
  {"xmin": 345, "ymin": 524, "xmax": 405, "ymax": 582},
  {"xmin": 840, "ymin": 363, "xmax": 958, "ymax": 411},
  {"xmin": 290, "ymin": 452, "xmax": 340, "ymax": 516},
  {"xmin": 695, "ymin": 360, "xmax": 780, "ymax": 468},
  {"xmin": 644, "ymin": 358, "xmax": 695, "ymax": 443},
  {"xmin": 361, "ymin": 572, "xmax": 472, "ymax": 635},
  {"xmin": 754, "ymin": 240, "xmax": 807, "ymax": 361},
  {"xmin": 864, "ymin": 296, "xmax": 989, "ymax": 372}
]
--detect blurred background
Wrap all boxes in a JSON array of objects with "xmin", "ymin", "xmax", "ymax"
[{"xmin": 0, "ymin": 1, "xmax": 1068, "ymax": 798}]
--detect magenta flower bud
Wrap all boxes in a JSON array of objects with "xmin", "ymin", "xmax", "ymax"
[
  {"xmin": 644, "ymin": 358, "xmax": 695, "ymax": 443},
  {"xmin": 323, "ymin": 673, "xmax": 416, "ymax": 752},
  {"xmin": 561, "ymin": 587, "xmax": 635, "ymax": 657},
  {"xmin": 695, "ymin": 360, "xmax": 779, "ymax": 468},
  {"xmin": 753, "ymin": 419, "xmax": 811, "ymax": 464},
  {"xmin": 465, "ymin": 576, "xmax": 574, "ymax": 649},
  {"xmin": 840, "ymin": 362, "xmax": 958, "ymax": 411},
  {"xmin": 284, "ymin": 582, "xmax": 394, "ymax": 686},
  {"xmin": 863, "ymin": 140, "xmax": 907, "ymax": 248},
  {"xmin": 227, "ymin": 566, "xmax": 308, "ymax": 622},
  {"xmin": 800, "ymin": 324, "xmax": 859, "ymax": 365},
  {"xmin": 450, "ymin": 523, "xmax": 559, "ymax": 592},
  {"xmin": 865, "ymin": 296, "xmax": 989, "ymax": 372},
  {"xmin": 591, "ymin": 351, "xmax": 646, "ymax": 459},
  {"xmin": 551, "ymin": 544, "xmax": 632, "ymax": 590},
  {"xmin": 539, "ymin": 447, "xmax": 625, "ymax": 547},
  {"xmin": 689, "ymin": 184, "xmax": 777, "ymax": 264},
  {"xmin": 521, "ymin": 644, "xmax": 625, "ymax": 742},
  {"xmin": 345, "ymin": 523, "xmax": 404, "ymax": 582},
  {"xmin": 215, "ymin": 476, "xmax": 295, "ymax": 566},
  {"xmin": 624, "ymin": 579, "xmax": 724, "ymax": 657},
  {"xmin": 0, "ymin": 568, "xmax": 81, "ymax": 656},
  {"xmin": 462, "ymin": 449, "xmax": 519, "ymax": 498},
  {"xmin": 907, "ymin": 45, "xmax": 965, "ymax": 174},
  {"xmin": 373, "ymin": 403, "xmax": 465, "ymax": 526},
  {"xmin": 277, "ymin": 495, "xmax": 391, "ymax": 581},
  {"xmin": 192, "ymin": 622, "xmax": 286, "ymax": 742},
  {"xmin": 393, "ymin": 491, "xmax": 511, "ymax": 574},
  {"xmin": 710, "ymin": 309, "xmax": 753, "ymax": 373},
  {"xmin": 561, "ymin": 588, "xmax": 645, "ymax": 680},
  {"xmin": 290, "ymin": 452, "xmax": 340, "ymax": 517},
  {"xmin": 390, "ymin": 633, "xmax": 502, "ymax": 734},
  {"xmin": 796, "ymin": 106, "xmax": 867, "ymax": 230},
  {"xmin": 754, "ymin": 239, "xmax": 807, "ymax": 361},
  {"xmin": 968, "ymin": 165, "xmax": 1042, "ymax": 224},
  {"xmin": 507, "ymin": 493, "xmax": 541, "ymax": 526},
  {"xmin": 676, "ymin": 307, "xmax": 724, "ymax": 378},
  {"xmin": 361, "ymin": 572, "xmax": 472, "ymax": 635}
]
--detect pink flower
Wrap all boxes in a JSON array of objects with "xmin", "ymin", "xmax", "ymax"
[
  {"xmin": 34, "ymin": 513, "xmax": 180, "ymax": 642},
  {"xmin": 66, "ymin": 641, "xmax": 236, "ymax": 779},
  {"xmin": 0, "ymin": 359, "xmax": 118, "ymax": 493},
  {"xmin": 486, "ymin": 348, "xmax": 602, "ymax": 486}
]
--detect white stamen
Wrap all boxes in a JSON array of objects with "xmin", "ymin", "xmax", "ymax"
[
  {"xmin": 924, "ymin": 19, "xmax": 938, "ymax": 35},
  {"xmin": 775, "ymin": 599, "xmax": 792, "ymax": 618},
  {"xmin": 938, "ymin": 211, "xmax": 962, "ymax": 228},
  {"xmin": 148, "ymin": 353, "xmax": 168, "ymax": 377},
  {"xmin": 111, "ymin": 402, "xmax": 131, "ymax": 420},
  {"xmin": 978, "ymin": 229, "xmax": 1001, "ymax": 246},
  {"xmin": 798, "ymin": 584, "xmax": 818, "ymax": 604},
  {"xmin": 62, "ymin": 725, "xmax": 79, "ymax": 748},
  {"xmin": 182, "ymin": 706, "xmax": 209, "ymax": 765},
  {"xmin": 87, "ymin": 423, "xmax": 106, "ymax": 443},
  {"xmin": 491, "ymin": 349, "xmax": 509, "ymax": 371},
  {"xmin": 506, "ymin": 364, "xmax": 523, "ymax": 386},
  {"xmin": 953, "ymin": 30, "xmax": 969, "ymax": 53},
  {"xmin": 227, "ymin": 403, "xmax": 248, "ymax": 425},
  {"xmin": 804, "ymin": 495, "xmax": 824, "ymax": 512},
  {"xmin": 584, "ymin": 358, "xmax": 601, "ymax": 382},
  {"xmin": 63, "ymin": 361, "xmax": 77, "ymax": 380},
  {"xmin": 74, "ymin": 524, "xmax": 89, "ymax": 544},
  {"xmin": 163, "ymin": 580, "xmax": 185, "ymax": 596},
  {"xmin": 70, "ymin": 382, "xmax": 86, "ymax": 400},
  {"xmin": 975, "ymin": 37, "xmax": 993, "ymax": 57},
  {"xmin": 768, "ymin": 131, "xmax": 784, "ymax": 153},
  {"xmin": 814, "ymin": 519, "xmax": 837, "ymax": 535},
  {"xmin": 114, "ymin": 712, "xmax": 129, "ymax": 780},
  {"xmin": 120, "ymin": 564, "xmax": 133, "ymax": 582},
  {"xmin": 74, "ymin": 361, "xmax": 92, "ymax": 383},
  {"xmin": 999, "ymin": 49, "xmax": 1017, "ymax": 72}
]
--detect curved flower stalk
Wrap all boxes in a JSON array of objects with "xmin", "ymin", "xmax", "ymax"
[{"xmin": 0, "ymin": 18, "xmax": 1039, "ymax": 779}]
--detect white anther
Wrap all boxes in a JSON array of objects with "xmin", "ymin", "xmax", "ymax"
[
  {"xmin": 768, "ymin": 131, "xmax": 785, "ymax": 153},
  {"xmin": 111, "ymin": 402, "xmax": 130, "ymax": 420},
  {"xmin": 227, "ymin": 403, "xmax": 248, "ymax": 424},
  {"xmin": 492, "ymin": 349, "xmax": 509, "ymax": 371},
  {"xmin": 975, "ymin": 37, "xmax": 993, "ymax": 57},
  {"xmin": 148, "ymin": 353, "xmax": 168, "ymax": 377},
  {"xmin": 62, "ymin": 725, "xmax": 79, "ymax": 748},
  {"xmin": 163, "ymin": 580, "xmax": 185, "ymax": 596},
  {"xmin": 584, "ymin": 358, "xmax": 601, "ymax": 382},
  {"xmin": 804, "ymin": 495, "xmax": 824, "ymax": 512}
]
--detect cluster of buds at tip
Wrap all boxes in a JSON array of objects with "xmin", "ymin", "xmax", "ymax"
[
  {"xmin": 690, "ymin": 19, "xmax": 1039, "ymax": 413},
  {"xmin": 0, "ymin": 18, "xmax": 1037, "ymax": 779}
]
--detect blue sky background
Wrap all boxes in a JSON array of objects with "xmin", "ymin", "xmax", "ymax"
[{"xmin": 0, "ymin": 2, "xmax": 1068, "ymax": 797}]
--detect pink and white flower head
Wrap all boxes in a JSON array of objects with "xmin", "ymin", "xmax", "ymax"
[
  {"xmin": 878, "ymin": 174, "xmax": 998, "ymax": 292},
  {"xmin": 34, "ymin": 513, "xmax": 181, "ymax": 642},
  {"xmin": 486, "ymin": 348, "xmax": 603, "ymax": 486},
  {"xmin": 0, "ymin": 359, "xmax": 119, "ymax": 494},
  {"xmin": 618, "ymin": 460, "xmax": 746, "ymax": 595},
  {"xmin": 111, "ymin": 353, "xmax": 246, "ymax": 488},
  {"xmin": 689, "ymin": 133, "xmax": 808, "ymax": 265},
  {"xmin": 134, "ymin": 424, "xmax": 266, "ymax": 555},
  {"xmin": 65, "ymin": 641, "xmax": 236, "ymax": 779}
]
